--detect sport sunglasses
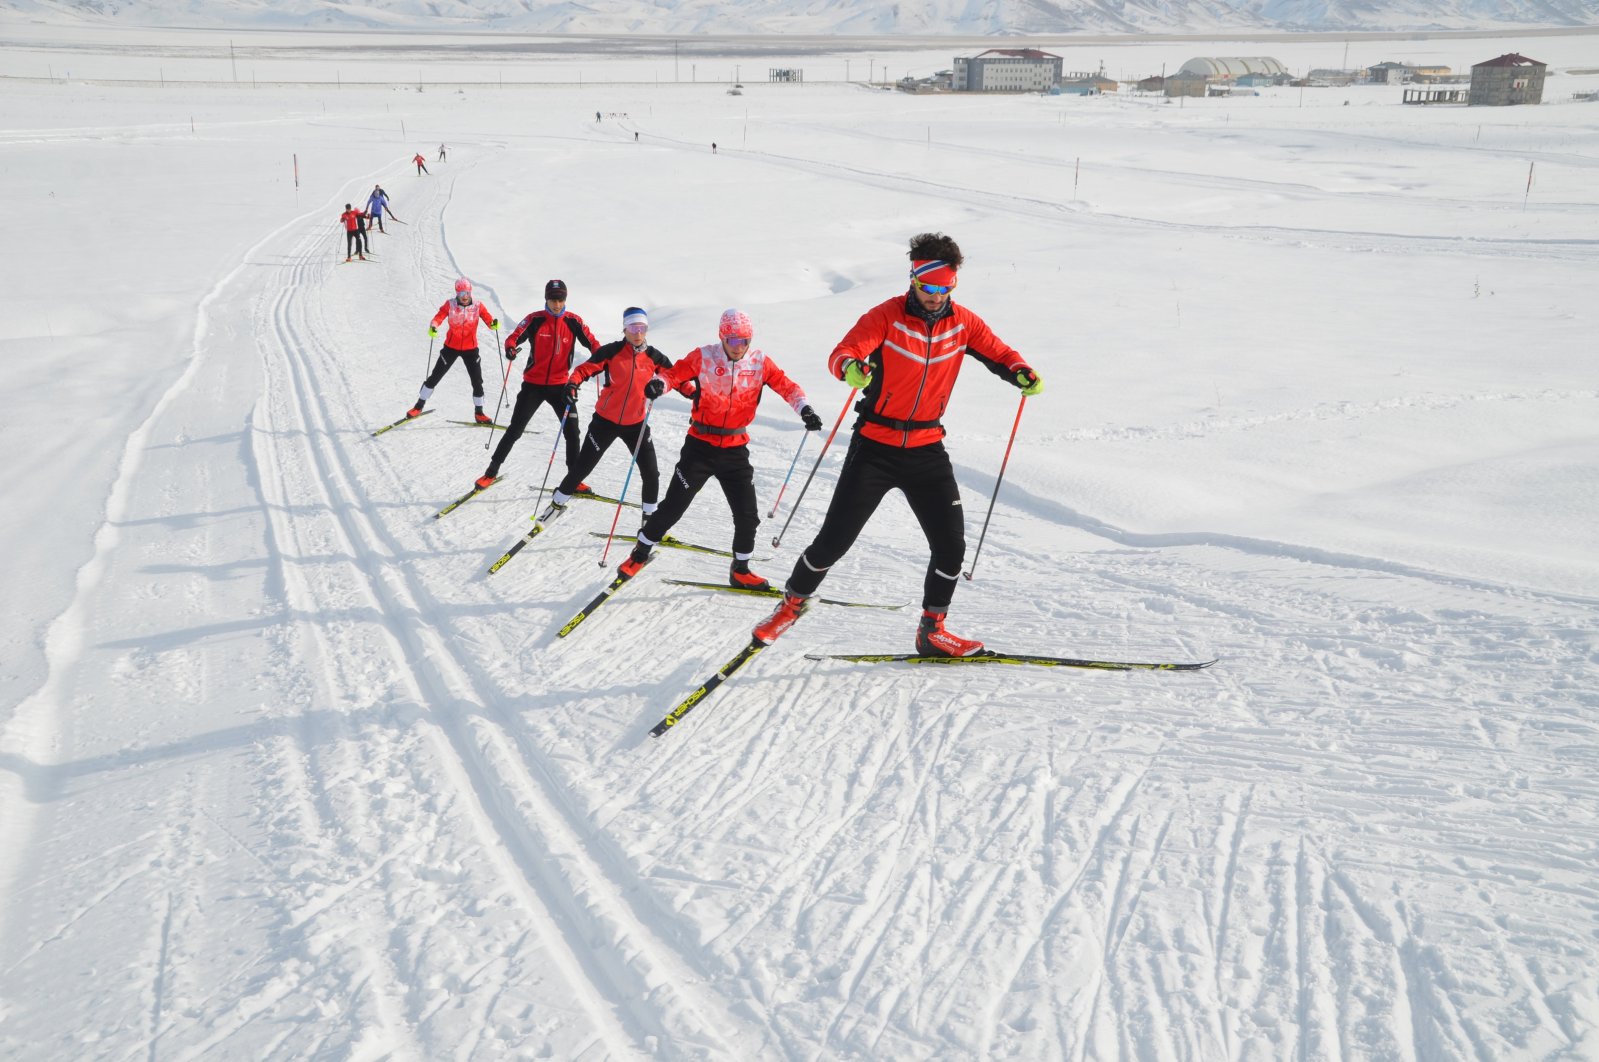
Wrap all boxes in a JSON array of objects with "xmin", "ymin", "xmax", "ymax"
[{"xmin": 912, "ymin": 279, "xmax": 956, "ymax": 295}]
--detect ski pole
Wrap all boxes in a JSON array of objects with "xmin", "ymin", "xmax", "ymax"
[
  {"xmin": 766, "ymin": 429, "xmax": 809, "ymax": 519},
  {"xmin": 423, "ymin": 335, "xmax": 435, "ymax": 380},
  {"xmin": 531, "ymin": 401, "xmax": 575, "ymax": 516},
  {"xmin": 487, "ymin": 349, "xmax": 513, "ymax": 447},
  {"xmin": 597, "ymin": 401, "xmax": 655, "ymax": 566},
  {"xmin": 771, "ymin": 390, "xmax": 855, "ymax": 548},
  {"xmin": 963, "ymin": 394, "xmax": 1027, "ymax": 581}
]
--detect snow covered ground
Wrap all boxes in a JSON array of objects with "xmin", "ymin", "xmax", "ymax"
[{"xmin": 2, "ymin": 24, "xmax": 1597, "ymax": 1061}]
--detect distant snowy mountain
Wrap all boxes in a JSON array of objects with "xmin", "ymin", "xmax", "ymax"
[{"xmin": 6, "ymin": 0, "xmax": 1597, "ymax": 34}]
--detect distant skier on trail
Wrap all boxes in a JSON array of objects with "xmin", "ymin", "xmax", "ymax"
[
  {"xmin": 752, "ymin": 231, "xmax": 1044, "ymax": 656},
  {"xmin": 532, "ymin": 307, "xmax": 683, "ymax": 525},
  {"xmin": 413, "ymin": 152, "xmax": 429, "ymax": 175},
  {"xmin": 408, "ymin": 277, "xmax": 499, "ymax": 421},
  {"xmin": 365, "ymin": 185, "xmax": 389, "ymax": 233},
  {"xmin": 338, "ymin": 203, "xmax": 366, "ymax": 261},
  {"xmin": 474, "ymin": 279, "xmax": 601, "ymax": 491},
  {"xmin": 438, "ymin": 143, "xmax": 447, "ymax": 161},
  {"xmin": 617, "ymin": 309, "xmax": 820, "ymax": 590}
]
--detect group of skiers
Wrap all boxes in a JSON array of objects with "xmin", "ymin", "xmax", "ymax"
[
  {"xmin": 338, "ymin": 185, "xmax": 393, "ymax": 262},
  {"xmin": 404, "ymin": 232, "xmax": 1044, "ymax": 656}
]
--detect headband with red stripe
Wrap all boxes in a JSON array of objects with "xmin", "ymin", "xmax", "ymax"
[{"xmin": 910, "ymin": 259, "xmax": 958, "ymax": 288}]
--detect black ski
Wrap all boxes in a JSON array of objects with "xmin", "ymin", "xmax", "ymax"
[
  {"xmin": 446, "ymin": 419, "xmax": 508, "ymax": 430},
  {"xmin": 556, "ymin": 555, "xmax": 652, "ymax": 638},
  {"xmin": 804, "ymin": 650, "xmax": 1217, "ymax": 672},
  {"xmin": 433, "ymin": 480, "xmax": 495, "ymax": 520},
  {"xmin": 663, "ymin": 579, "xmax": 903, "ymax": 610},
  {"xmin": 370, "ymin": 409, "xmax": 434, "ymax": 436},
  {"xmin": 651, "ymin": 639, "xmax": 767, "ymax": 737},
  {"xmin": 487, "ymin": 503, "xmax": 567, "ymax": 575},
  {"xmin": 591, "ymin": 533, "xmax": 730, "ymax": 557}
]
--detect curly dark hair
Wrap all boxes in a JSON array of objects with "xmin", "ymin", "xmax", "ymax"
[{"xmin": 908, "ymin": 232, "xmax": 963, "ymax": 270}]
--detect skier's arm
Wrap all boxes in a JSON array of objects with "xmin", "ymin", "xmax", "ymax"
[
  {"xmin": 961, "ymin": 313, "xmax": 1039, "ymax": 393},
  {"xmin": 760, "ymin": 357, "xmax": 810, "ymax": 415}
]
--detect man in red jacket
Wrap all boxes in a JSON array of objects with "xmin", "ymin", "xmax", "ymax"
[
  {"xmin": 533, "ymin": 307, "xmax": 678, "ymax": 524},
  {"xmin": 753, "ymin": 232, "xmax": 1044, "ymax": 656},
  {"xmin": 474, "ymin": 279, "xmax": 600, "ymax": 490},
  {"xmin": 618, "ymin": 309, "xmax": 821, "ymax": 588},
  {"xmin": 408, "ymin": 277, "xmax": 498, "ymax": 421},
  {"xmin": 338, "ymin": 204, "xmax": 366, "ymax": 262}
]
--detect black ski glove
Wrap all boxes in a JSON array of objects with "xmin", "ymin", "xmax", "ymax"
[
  {"xmin": 643, "ymin": 378, "xmax": 665, "ymax": 400},
  {"xmin": 504, "ymin": 341, "xmax": 518, "ymax": 360},
  {"xmin": 564, "ymin": 383, "xmax": 580, "ymax": 407},
  {"xmin": 800, "ymin": 405, "xmax": 822, "ymax": 431}
]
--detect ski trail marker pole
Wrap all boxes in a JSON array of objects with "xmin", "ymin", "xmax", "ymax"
[
  {"xmin": 767, "ymin": 430, "xmax": 809, "ymax": 518},
  {"xmin": 963, "ymin": 394, "xmax": 1027, "ymax": 581},
  {"xmin": 597, "ymin": 402, "xmax": 654, "ymax": 566},
  {"xmin": 771, "ymin": 390, "xmax": 854, "ymax": 548}
]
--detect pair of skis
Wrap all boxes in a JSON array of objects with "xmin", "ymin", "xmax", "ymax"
[
  {"xmin": 650, "ymin": 643, "xmax": 1217, "ymax": 737},
  {"xmin": 368, "ymin": 410, "xmax": 504, "ymax": 437}
]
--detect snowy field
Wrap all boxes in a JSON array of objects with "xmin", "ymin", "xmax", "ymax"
[{"xmin": 2, "ymin": 22, "xmax": 1598, "ymax": 1060}]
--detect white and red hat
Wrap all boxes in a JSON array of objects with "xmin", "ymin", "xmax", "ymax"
[{"xmin": 718, "ymin": 309, "xmax": 753, "ymax": 342}]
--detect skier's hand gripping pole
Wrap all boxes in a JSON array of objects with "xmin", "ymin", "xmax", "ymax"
[
  {"xmin": 771, "ymin": 390, "xmax": 855, "ymax": 548},
  {"xmin": 963, "ymin": 394, "xmax": 1027, "ymax": 581}
]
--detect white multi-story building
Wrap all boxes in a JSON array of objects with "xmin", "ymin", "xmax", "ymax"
[{"xmin": 953, "ymin": 49, "xmax": 1064, "ymax": 93}]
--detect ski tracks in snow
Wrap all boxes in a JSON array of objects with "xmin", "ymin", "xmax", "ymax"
[{"xmin": 247, "ymin": 170, "xmax": 776, "ymax": 1058}]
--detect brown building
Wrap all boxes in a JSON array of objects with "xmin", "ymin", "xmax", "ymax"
[{"xmin": 1469, "ymin": 53, "xmax": 1547, "ymax": 106}]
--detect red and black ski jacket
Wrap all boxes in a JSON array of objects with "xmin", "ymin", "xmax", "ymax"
[
  {"xmin": 569, "ymin": 341, "xmax": 681, "ymax": 427},
  {"xmin": 506, "ymin": 310, "xmax": 600, "ymax": 386},
  {"xmin": 828, "ymin": 293, "xmax": 1032, "ymax": 449}
]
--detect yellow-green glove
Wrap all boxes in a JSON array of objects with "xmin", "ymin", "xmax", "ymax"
[
  {"xmin": 489, "ymin": 318, "xmax": 500, "ymax": 330},
  {"xmin": 1014, "ymin": 368, "xmax": 1044, "ymax": 397},
  {"xmin": 428, "ymin": 326, "xmax": 438, "ymax": 338},
  {"xmin": 842, "ymin": 358, "xmax": 873, "ymax": 390}
]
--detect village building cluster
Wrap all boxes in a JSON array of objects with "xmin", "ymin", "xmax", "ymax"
[{"xmin": 897, "ymin": 50, "xmax": 1550, "ymax": 107}]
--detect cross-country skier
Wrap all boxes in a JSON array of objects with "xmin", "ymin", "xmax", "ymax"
[
  {"xmin": 408, "ymin": 277, "xmax": 499, "ymax": 421},
  {"xmin": 438, "ymin": 143, "xmax": 447, "ymax": 161},
  {"xmin": 474, "ymin": 279, "xmax": 601, "ymax": 490},
  {"xmin": 617, "ymin": 309, "xmax": 820, "ymax": 589},
  {"xmin": 752, "ymin": 232, "xmax": 1044, "ymax": 656},
  {"xmin": 413, "ymin": 153, "xmax": 429, "ymax": 175},
  {"xmin": 365, "ymin": 185, "xmax": 389, "ymax": 233},
  {"xmin": 338, "ymin": 204, "xmax": 366, "ymax": 261},
  {"xmin": 532, "ymin": 307, "xmax": 684, "ymax": 524}
]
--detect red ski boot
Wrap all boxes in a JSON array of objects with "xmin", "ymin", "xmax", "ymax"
[
  {"xmin": 914, "ymin": 610, "xmax": 984, "ymax": 657},
  {"xmin": 729, "ymin": 559, "xmax": 770, "ymax": 592},
  {"xmin": 752, "ymin": 592, "xmax": 809, "ymax": 645}
]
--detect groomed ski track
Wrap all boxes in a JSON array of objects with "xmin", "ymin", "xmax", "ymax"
[{"xmin": 3, "ymin": 117, "xmax": 1595, "ymax": 1060}]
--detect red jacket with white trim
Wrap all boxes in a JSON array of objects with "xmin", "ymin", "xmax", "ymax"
[
  {"xmin": 506, "ymin": 310, "xmax": 600, "ymax": 386},
  {"xmin": 828, "ymin": 293, "xmax": 1031, "ymax": 448},
  {"xmin": 430, "ymin": 297, "xmax": 496, "ymax": 350},
  {"xmin": 570, "ymin": 340, "xmax": 673, "ymax": 427},
  {"xmin": 660, "ymin": 343, "xmax": 807, "ymax": 449}
]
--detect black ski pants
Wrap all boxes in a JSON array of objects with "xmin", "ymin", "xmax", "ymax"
[
  {"xmin": 345, "ymin": 230, "xmax": 362, "ymax": 257},
  {"xmin": 640, "ymin": 435, "xmax": 760, "ymax": 557},
  {"xmin": 783, "ymin": 434, "xmax": 966, "ymax": 611},
  {"xmin": 423, "ymin": 346, "xmax": 485, "ymax": 398},
  {"xmin": 488, "ymin": 382, "xmax": 581, "ymax": 476},
  {"xmin": 556, "ymin": 414, "xmax": 659, "ymax": 503}
]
